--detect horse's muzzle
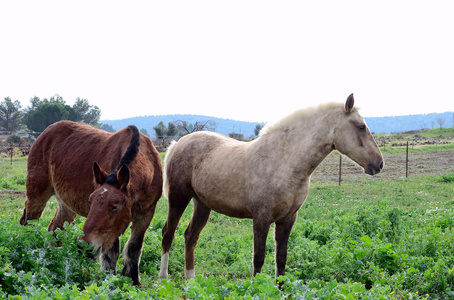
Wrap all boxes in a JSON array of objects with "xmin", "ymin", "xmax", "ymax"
[
  {"xmin": 366, "ymin": 160, "xmax": 384, "ymax": 175},
  {"xmin": 77, "ymin": 237, "xmax": 101, "ymax": 259}
]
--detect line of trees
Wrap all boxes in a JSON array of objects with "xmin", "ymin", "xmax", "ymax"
[
  {"xmin": 152, "ymin": 121, "xmax": 264, "ymax": 145},
  {"xmin": 0, "ymin": 95, "xmax": 101, "ymax": 136},
  {"xmin": 153, "ymin": 120, "xmax": 217, "ymax": 145},
  {"xmin": 2, "ymin": 95, "xmax": 266, "ymax": 146}
]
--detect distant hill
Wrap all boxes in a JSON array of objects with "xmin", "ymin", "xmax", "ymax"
[
  {"xmin": 101, "ymin": 115, "xmax": 265, "ymax": 139},
  {"xmin": 101, "ymin": 111, "xmax": 453, "ymax": 138},
  {"xmin": 365, "ymin": 112, "xmax": 453, "ymax": 134}
]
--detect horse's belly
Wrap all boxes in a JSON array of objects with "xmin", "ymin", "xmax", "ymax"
[
  {"xmin": 196, "ymin": 191, "xmax": 253, "ymax": 219},
  {"xmin": 50, "ymin": 157, "xmax": 99, "ymax": 216},
  {"xmin": 211, "ymin": 204, "xmax": 253, "ymax": 219},
  {"xmin": 53, "ymin": 187, "xmax": 91, "ymax": 216}
]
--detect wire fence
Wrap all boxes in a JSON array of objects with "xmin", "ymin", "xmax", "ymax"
[
  {"xmin": 2, "ymin": 139, "xmax": 453, "ymax": 183},
  {"xmin": 0, "ymin": 145, "xmax": 31, "ymax": 164},
  {"xmin": 312, "ymin": 146, "xmax": 454, "ymax": 184}
]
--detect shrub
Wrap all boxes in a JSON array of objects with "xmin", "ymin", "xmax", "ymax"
[{"xmin": 438, "ymin": 173, "xmax": 454, "ymax": 183}]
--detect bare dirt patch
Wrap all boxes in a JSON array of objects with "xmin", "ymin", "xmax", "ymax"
[{"xmin": 311, "ymin": 150, "xmax": 454, "ymax": 184}]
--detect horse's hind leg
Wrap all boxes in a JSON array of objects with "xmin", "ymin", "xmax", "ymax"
[
  {"xmin": 184, "ymin": 197, "xmax": 211, "ymax": 279},
  {"xmin": 20, "ymin": 174, "xmax": 53, "ymax": 225},
  {"xmin": 158, "ymin": 189, "xmax": 193, "ymax": 279}
]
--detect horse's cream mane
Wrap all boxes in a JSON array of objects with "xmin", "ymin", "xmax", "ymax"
[{"xmin": 259, "ymin": 102, "xmax": 344, "ymax": 136}]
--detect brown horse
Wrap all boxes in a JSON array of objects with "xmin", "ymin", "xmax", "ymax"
[
  {"xmin": 158, "ymin": 94, "xmax": 384, "ymax": 280},
  {"xmin": 20, "ymin": 121, "xmax": 162, "ymax": 286}
]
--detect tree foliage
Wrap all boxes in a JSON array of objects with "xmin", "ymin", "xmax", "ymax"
[
  {"xmin": 140, "ymin": 128, "xmax": 150, "ymax": 137},
  {"xmin": 167, "ymin": 122, "xmax": 179, "ymax": 137},
  {"xmin": 153, "ymin": 119, "xmax": 217, "ymax": 145},
  {"xmin": 100, "ymin": 123, "xmax": 115, "ymax": 132},
  {"xmin": 175, "ymin": 120, "xmax": 216, "ymax": 134},
  {"xmin": 254, "ymin": 124, "xmax": 264, "ymax": 136},
  {"xmin": 1, "ymin": 94, "xmax": 101, "ymax": 136},
  {"xmin": 0, "ymin": 94, "xmax": 102, "ymax": 134},
  {"xmin": 0, "ymin": 97, "xmax": 24, "ymax": 132},
  {"xmin": 26, "ymin": 102, "xmax": 75, "ymax": 133},
  {"xmin": 72, "ymin": 98, "xmax": 101, "ymax": 125},
  {"xmin": 153, "ymin": 121, "xmax": 179, "ymax": 144},
  {"xmin": 436, "ymin": 117, "xmax": 445, "ymax": 130},
  {"xmin": 6, "ymin": 134, "xmax": 21, "ymax": 144}
]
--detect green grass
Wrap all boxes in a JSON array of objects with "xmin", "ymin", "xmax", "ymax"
[
  {"xmin": 0, "ymin": 157, "xmax": 27, "ymax": 191},
  {"xmin": 375, "ymin": 127, "xmax": 454, "ymax": 139},
  {"xmin": 1, "ymin": 155, "xmax": 454, "ymax": 299},
  {"xmin": 375, "ymin": 127, "xmax": 454, "ymax": 155},
  {"xmin": 404, "ymin": 127, "xmax": 454, "ymax": 138},
  {"xmin": 380, "ymin": 142, "xmax": 454, "ymax": 155}
]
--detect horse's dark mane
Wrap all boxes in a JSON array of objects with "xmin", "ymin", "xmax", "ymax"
[{"xmin": 106, "ymin": 125, "xmax": 140, "ymax": 185}]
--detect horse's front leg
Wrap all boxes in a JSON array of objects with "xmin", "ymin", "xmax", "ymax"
[
  {"xmin": 101, "ymin": 237, "xmax": 120, "ymax": 273},
  {"xmin": 274, "ymin": 213, "xmax": 297, "ymax": 278},
  {"xmin": 121, "ymin": 210, "xmax": 155, "ymax": 286},
  {"xmin": 252, "ymin": 218, "xmax": 271, "ymax": 275}
]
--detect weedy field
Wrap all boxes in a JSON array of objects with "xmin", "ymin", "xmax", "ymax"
[{"xmin": 0, "ymin": 143, "xmax": 454, "ymax": 299}]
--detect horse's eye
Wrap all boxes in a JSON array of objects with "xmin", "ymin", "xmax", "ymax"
[
  {"xmin": 357, "ymin": 125, "xmax": 366, "ymax": 131},
  {"xmin": 110, "ymin": 204, "xmax": 119, "ymax": 211}
]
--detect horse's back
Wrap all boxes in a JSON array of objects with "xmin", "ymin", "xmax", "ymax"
[
  {"xmin": 165, "ymin": 131, "xmax": 231, "ymax": 178},
  {"xmin": 164, "ymin": 131, "xmax": 227, "ymax": 190},
  {"xmin": 29, "ymin": 121, "xmax": 114, "ymax": 184},
  {"xmin": 29, "ymin": 121, "xmax": 110, "ymax": 163}
]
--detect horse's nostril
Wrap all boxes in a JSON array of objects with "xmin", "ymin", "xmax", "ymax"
[{"xmin": 379, "ymin": 161, "xmax": 384, "ymax": 170}]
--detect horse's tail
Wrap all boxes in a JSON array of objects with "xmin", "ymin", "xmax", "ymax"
[
  {"xmin": 106, "ymin": 125, "xmax": 140, "ymax": 184},
  {"xmin": 117, "ymin": 125, "xmax": 140, "ymax": 168},
  {"xmin": 163, "ymin": 140, "xmax": 178, "ymax": 199}
]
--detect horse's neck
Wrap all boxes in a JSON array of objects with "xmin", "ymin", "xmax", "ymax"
[{"xmin": 261, "ymin": 112, "xmax": 335, "ymax": 179}]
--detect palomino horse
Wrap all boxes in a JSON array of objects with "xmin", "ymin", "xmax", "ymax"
[
  {"xmin": 20, "ymin": 121, "xmax": 162, "ymax": 286},
  {"xmin": 158, "ymin": 94, "xmax": 384, "ymax": 280}
]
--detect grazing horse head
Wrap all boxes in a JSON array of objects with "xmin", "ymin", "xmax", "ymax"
[
  {"xmin": 331, "ymin": 94, "xmax": 384, "ymax": 175},
  {"xmin": 81, "ymin": 163, "xmax": 132, "ymax": 253}
]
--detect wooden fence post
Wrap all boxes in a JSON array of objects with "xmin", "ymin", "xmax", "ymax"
[
  {"xmin": 339, "ymin": 155, "xmax": 342, "ymax": 186},
  {"xmin": 406, "ymin": 140, "xmax": 409, "ymax": 178}
]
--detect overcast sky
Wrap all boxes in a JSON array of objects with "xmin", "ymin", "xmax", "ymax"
[{"xmin": 1, "ymin": 1, "xmax": 453, "ymax": 123}]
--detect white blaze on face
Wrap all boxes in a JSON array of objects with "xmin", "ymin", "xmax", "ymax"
[{"xmin": 101, "ymin": 188, "xmax": 108, "ymax": 195}]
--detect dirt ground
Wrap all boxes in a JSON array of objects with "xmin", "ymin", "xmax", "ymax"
[{"xmin": 311, "ymin": 150, "xmax": 454, "ymax": 184}]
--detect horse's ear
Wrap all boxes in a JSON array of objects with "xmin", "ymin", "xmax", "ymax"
[
  {"xmin": 345, "ymin": 93, "xmax": 354, "ymax": 113},
  {"xmin": 93, "ymin": 162, "xmax": 108, "ymax": 185},
  {"xmin": 117, "ymin": 164, "xmax": 130, "ymax": 191}
]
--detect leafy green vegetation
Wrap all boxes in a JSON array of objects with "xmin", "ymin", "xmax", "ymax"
[
  {"xmin": 0, "ymin": 157, "xmax": 27, "ymax": 190},
  {"xmin": 439, "ymin": 173, "xmax": 454, "ymax": 183},
  {"xmin": 1, "ymin": 151, "xmax": 454, "ymax": 299}
]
